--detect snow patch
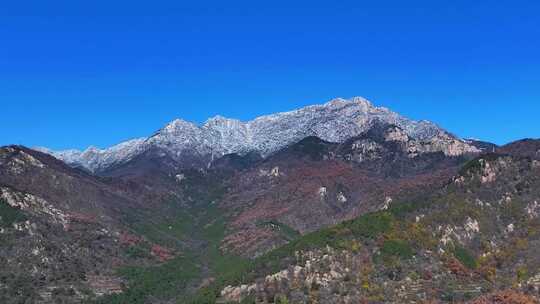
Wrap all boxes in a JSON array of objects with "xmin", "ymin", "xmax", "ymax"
[{"xmin": 42, "ymin": 97, "xmax": 479, "ymax": 172}]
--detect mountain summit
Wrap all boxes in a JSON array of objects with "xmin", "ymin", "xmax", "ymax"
[
  {"xmin": 4, "ymin": 99, "xmax": 539, "ymax": 304},
  {"xmin": 42, "ymin": 97, "xmax": 479, "ymax": 172}
]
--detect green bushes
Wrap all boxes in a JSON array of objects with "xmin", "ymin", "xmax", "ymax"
[
  {"xmin": 458, "ymin": 153, "xmax": 500, "ymax": 176},
  {"xmin": 102, "ymin": 198, "xmax": 254, "ymax": 304},
  {"xmin": 274, "ymin": 295, "xmax": 289, "ymax": 304},
  {"xmin": 0, "ymin": 274, "xmax": 39, "ymax": 304},
  {"xmin": 124, "ymin": 244, "xmax": 151, "ymax": 259},
  {"xmin": 97, "ymin": 255, "xmax": 200, "ymax": 304},
  {"xmin": 346, "ymin": 212, "xmax": 393, "ymax": 238},
  {"xmin": 185, "ymin": 211, "xmax": 396, "ymax": 304},
  {"xmin": 453, "ymin": 245, "xmax": 477, "ymax": 269},
  {"xmin": 257, "ymin": 220, "xmax": 300, "ymax": 241},
  {"xmin": 292, "ymin": 136, "xmax": 329, "ymax": 161},
  {"xmin": 388, "ymin": 199, "xmax": 432, "ymax": 219},
  {"xmin": 380, "ymin": 239, "xmax": 414, "ymax": 260},
  {"xmin": 0, "ymin": 199, "xmax": 27, "ymax": 227}
]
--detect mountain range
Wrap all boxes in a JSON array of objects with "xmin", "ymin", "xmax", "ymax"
[
  {"xmin": 1, "ymin": 97, "xmax": 539, "ymax": 304},
  {"xmin": 39, "ymin": 97, "xmax": 479, "ymax": 173}
]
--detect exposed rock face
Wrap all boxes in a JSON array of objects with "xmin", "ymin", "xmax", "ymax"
[
  {"xmin": 1, "ymin": 116, "xmax": 538, "ymax": 304},
  {"xmin": 219, "ymin": 125, "xmax": 474, "ymax": 257},
  {"xmin": 217, "ymin": 143, "xmax": 540, "ymax": 304},
  {"xmin": 464, "ymin": 138, "xmax": 499, "ymax": 153},
  {"xmin": 526, "ymin": 201, "xmax": 540, "ymax": 218},
  {"xmin": 219, "ymin": 244, "xmax": 540, "ymax": 304},
  {"xmin": 439, "ymin": 217, "xmax": 480, "ymax": 247},
  {"xmin": 37, "ymin": 138, "xmax": 147, "ymax": 174},
  {"xmin": 1, "ymin": 187, "xmax": 69, "ymax": 229},
  {"xmin": 42, "ymin": 97, "xmax": 479, "ymax": 173},
  {"xmin": 5, "ymin": 97, "xmax": 540, "ymax": 304},
  {"xmin": 0, "ymin": 145, "xmax": 140, "ymax": 225},
  {"xmin": 0, "ymin": 186, "xmax": 127, "ymax": 303},
  {"xmin": 0, "ymin": 146, "xmax": 166, "ymax": 303}
]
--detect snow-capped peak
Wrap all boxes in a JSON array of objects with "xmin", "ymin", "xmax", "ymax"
[
  {"xmin": 161, "ymin": 119, "xmax": 198, "ymax": 133},
  {"xmin": 42, "ymin": 138, "xmax": 147, "ymax": 172},
  {"xmin": 326, "ymin": 96, "xmax": 372, "ymax": 110},
  {"xmin": 42, "ymin": 97, "xmax": 480, "ymax": 172}
]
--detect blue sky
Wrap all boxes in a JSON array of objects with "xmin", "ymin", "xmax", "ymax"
[{"xmin": 1, "ymin": 0, "xmax": 539, "ymax": 150}]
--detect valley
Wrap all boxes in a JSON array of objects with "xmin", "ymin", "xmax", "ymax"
[{"xmin": 1, "ymin": 98, "xmax": 539, "ymax": 304}]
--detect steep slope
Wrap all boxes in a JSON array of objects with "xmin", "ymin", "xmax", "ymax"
[
  {"xmin": 0, "ymin": 146, "xmax": 139, "ymax": 222},
  {"xmin": 218, "ymin": 123, "xmax": 474, "ymax": 257},
  {"xmin": 497, "ymin": 139, "xmax": 540, "ymax": 160},
  {"xmin": 37, "ymin": 138, "xmax": 147, "ymax": 174},
  {"xmin": 465, "ymin": 138, "xmax": 499, "ymax": 153},
  {"xmin": 43, "ymin": 97, "xmax": 479, "ymax": 173},
  {"xmin": 0, "ymin": 121, "xmax": 483, "ymax": 303},
  {"xmin": 0, "ymin": 146, "xmax": 172, "ymax": 303},
  {"xmin": 76, "ymin": 121, "xmax": 478, "ymax": 303},
  {"xmin": 0, "ymin": 98, "xmax": 500, "ymax": 304},
  {"xmin": 190, "ymin": 140, "xmax": 540, "ymax": 304}
]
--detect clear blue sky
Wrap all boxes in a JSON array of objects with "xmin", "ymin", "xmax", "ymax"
[{"xmin": 1, "ymin": 0, "xmax": 538, "ymax": 150}]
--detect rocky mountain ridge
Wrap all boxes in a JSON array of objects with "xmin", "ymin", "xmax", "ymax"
[
  {"xmin": 218, "ymin": 123, "xmax": 475, "ymax": 257},
  {"xmin": 41, "ymin": 97, "xmax": 480, "ymax": 173},
  {"xmin": 4, "ymin": 100, "xmax": 536, "ymax": 304},
  {"xmin": 210, "ymin": 141, "xmax": 540, "ymax": 304}
]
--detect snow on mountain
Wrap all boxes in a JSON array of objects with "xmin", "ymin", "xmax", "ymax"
[
  {"xmin": 41, "ymin": 97, "xmax": 480, "ymax": 172},
  {"xmin": 38, "ymin": 138, "xmax": 147, "ymax": 172}
]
